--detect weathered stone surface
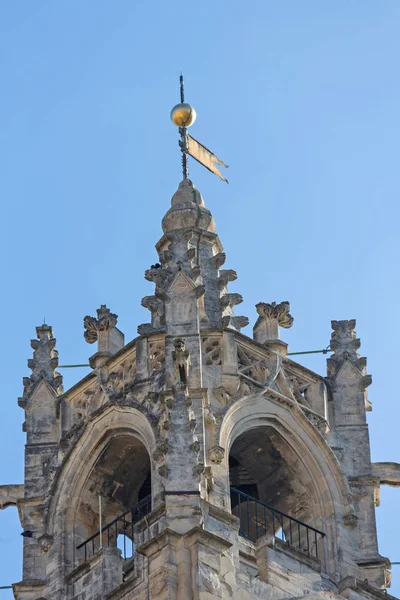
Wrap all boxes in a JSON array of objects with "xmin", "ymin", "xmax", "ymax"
[
  {"xmin": 372, "ymin": 462, "xmax": 400, "ymax": 487},
  {"xmin": 0, "ymin": 484, "xmax": 24, "ymax": 509},
  {"xmin": 5, "ymin": 180, "xmax": 397, "ymax": 600}
]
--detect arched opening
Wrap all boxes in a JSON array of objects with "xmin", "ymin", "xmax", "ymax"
[
  {"xmin": 75, "ymin": 434, "xmax": 151, "ymax": 562},
  {"xmin": 229, "ymin": 426, "xmax": 324, "ymax": 557}
]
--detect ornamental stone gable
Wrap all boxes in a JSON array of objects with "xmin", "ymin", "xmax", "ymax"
[{"xmin": 2, "ymin": 179, "xmax": 399, "ymax": 600}]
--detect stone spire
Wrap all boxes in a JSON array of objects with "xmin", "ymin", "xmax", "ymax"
[
  {"xmin": 140, "ymin": 179, "xmax": 248, "ymax": 333},
  {"xmin": 18, "ymin": 324, "xmax": 63, "ymax": 407}
]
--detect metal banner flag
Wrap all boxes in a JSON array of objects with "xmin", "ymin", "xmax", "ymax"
[
  {"xmin": 171, "ymin": 74, "xmax": 229, "ymax": 183},
  {"xmin": 186, "ymin": 134, "xmax": 229, "ymax": 183}
]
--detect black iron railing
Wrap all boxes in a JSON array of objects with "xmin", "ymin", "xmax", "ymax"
[
  {"xmin": 76, "ymin": 494, "xmax": 151, "ymax": 562},
  {"xmin": 231, "ymin": 487, "xmax": 325, "ymax": 559}
]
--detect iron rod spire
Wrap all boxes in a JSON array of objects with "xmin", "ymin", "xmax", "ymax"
[{"xmin": 179, "ymin": 73, "xmax": 189, "ymax": 180}]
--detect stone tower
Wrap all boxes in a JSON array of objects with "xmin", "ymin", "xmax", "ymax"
[{"xmin": 2, "ymin": 178, "xmax": 400, "ymax": 600}]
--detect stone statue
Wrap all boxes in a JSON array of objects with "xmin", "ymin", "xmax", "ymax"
[{"xmin": 172, "ymin": 338, "xmax": 190, "ymax": 388}]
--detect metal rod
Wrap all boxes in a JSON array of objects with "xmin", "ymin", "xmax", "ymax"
[
  {"xmin": 131, "ymin": 510, "xmax": 134, "ymax": 556},
  {"xmin": 164, "ymin": 490, "xmax": 200, "ymax": 495},
  {"xmin": 123, "ymin": 516, "xmax": 126, "ymax": 559},
  {"xmin": 264, "ymin": 505, "xmax": 267, "ymax": 536},
  {"xmin": 179, "ymin": 74, "xmax": 188, "ymax": 180},
  {"xmin": 255, "ymin": 500, "xmax": 258, "ymax": 539},
  {"xmin": 58, "ymin": 364, "xmax": 90, "ymax": 369},
  {"xmin": 99, "ymin": 495, "xmax": 102, "ymax": 550},
  {"xmin": 287, "ymin": 348, "xmax": 332, "ymax": 357}
]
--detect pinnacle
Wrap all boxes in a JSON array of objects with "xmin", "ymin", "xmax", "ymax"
[
  {"xmin": 162, "ymin": 179, "xmax": 216, "ymax": 234},
  {"xmin": 171, "ymin": 178, "xmax": 204, "ymax": 207},
  {"xmin": 139, "ymin": 181, "xmax": 247, "ymax": 333}
]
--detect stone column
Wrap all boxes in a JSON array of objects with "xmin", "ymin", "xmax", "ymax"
[{"xmin": 326, "ymin": 319, "xmax": 388, "ymax": 588}]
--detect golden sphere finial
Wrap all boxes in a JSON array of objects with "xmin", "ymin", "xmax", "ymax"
[{"xmin": 170, "ymin": 103, "xmax": 197, "ymax": 128}]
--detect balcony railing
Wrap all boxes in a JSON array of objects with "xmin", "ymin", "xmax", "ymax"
[
  {"xmin": 76, "ymin": 489, "xmax": 325, "ymax": 563},
  {"xmin": 231, "ymin": 487, "xmax": 325, "ymax": 559},
  {"xmin": 76, "ymin": 494, "xmax": 152, "ymax": 562}
]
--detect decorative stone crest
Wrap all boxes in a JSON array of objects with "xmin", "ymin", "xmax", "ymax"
[
  {"xmin": 330, "ymin": 320, "xmax": 360, "ymax": 362},
  {"xmin": 253, "ymin": 301, "xmax": 293, "ymax": 346},
  {"xmin": 84, "ymin": 305, "xmax": 124, "ymax": 368},
  {"xmin": 84, "ymin": 305, "xmax": 118, "ymax": 344}
]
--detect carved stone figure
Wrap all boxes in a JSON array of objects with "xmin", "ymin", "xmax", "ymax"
[{"xmin": 172, "ymin": 337, "xmax": 190, "ymax": 388}]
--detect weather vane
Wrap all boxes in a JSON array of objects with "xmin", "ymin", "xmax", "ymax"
[{"xmin": 170, "ymin": 74, "xmax": 229, "ymax": 183}]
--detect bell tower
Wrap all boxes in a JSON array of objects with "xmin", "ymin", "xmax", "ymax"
[{"xmin": 1, "ymin": 88, "xmax": 400, "ymax": 600}]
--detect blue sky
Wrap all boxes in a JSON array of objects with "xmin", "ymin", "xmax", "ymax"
[{"xmin": 1, "ymin": 1, "xmax": 400, "ymax": 595}]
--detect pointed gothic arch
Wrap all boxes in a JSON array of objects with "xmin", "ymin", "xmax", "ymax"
[
  {"xmin": 46, "ymin": 405, "xmax": 160, "ymax": 570},
  {"xmin": 219, "ymin": 392, "xmax": 355, "ymax": 574}
]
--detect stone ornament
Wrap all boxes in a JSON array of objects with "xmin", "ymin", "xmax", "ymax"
[
  {"xmin": 20, "ymin": 324, "xmax": 63, "ymax": 402},
  {"xmin": 209, "ymin": 445, "xmax": 225, "ymax": 464},
  {"xmin": 327, "ymin": 320, "xmax": 372, "ymax": 394},
  {"xmin": 84, "ymin": 305, "xmax": 118, "ymax": 344},
  {"xmin": 38, "ymin": 534, "xmax": 53, "ymax": 553},
  {"xmin": 256, "ymin": 301, "xmax": 294, "ymax": 328},
  {"xmin": 153, "ymin": 442, "xmax": 170, "ymax": 463},
  {"xmin": 194, "ymin": 462, "xmax": 205, "ymax": 476},
  {"xmin": 203, "ymin": 466, "xmax": 214, "ymax": 493},
  {"xmin": 191, "ymin": 440, "xmax": 201, "ymax": 453},
  {"xmin": 255, "ymin": 301, "xmax": 293, "ymax": 338},
  {"xmin": 172, "ymin": 337, "xmax": 190, "ymax": 389},
  {"xmin": 253, "ymin": 301, "xmax": 293, "ymax": 350},
  {"xmin": 158, "ymin": 464, "xmax": 168, "ymax": 477},
  {"xmin": 330, "ymin": 320, "xmax": 360, "ymax": 362},
  {"xmin": 141, "ymin": 295, "xmax": 165, "ymax": 330}
]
